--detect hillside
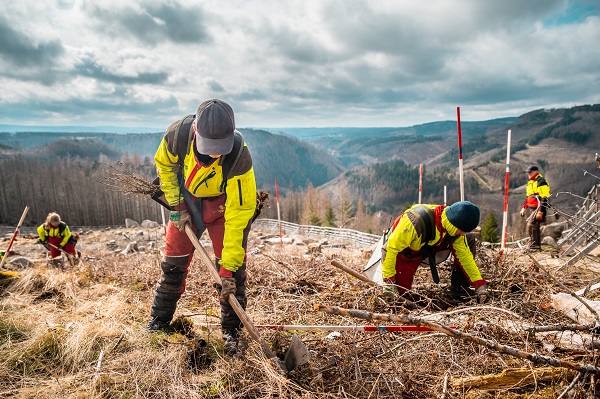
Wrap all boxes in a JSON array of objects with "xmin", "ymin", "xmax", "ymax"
[
  {"xmin": 241, "ymin": 129, "xmax": 345, "ymax": 190},
  {"xmin": 269, "ymin": 119, "xmax": 516, "ymax": 169},
  {"xmin": 0, "ymin": 128, "xmax": 344, "ymax": 193},
  {"xmin": 319, "ymin": 105, "xmax": 600, "ymax": 231}
]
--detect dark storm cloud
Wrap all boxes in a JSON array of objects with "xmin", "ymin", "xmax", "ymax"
[
  {"xmin": 75, "ymin": 57, "xmax": 170, "ymax": 85},
  {"xmin": 82, "ymin": 2, "xmax": 211, "ymax": 45},
  {"xmin": 0, "ymin": 17, "xmax": 64, "ymax": 66}
]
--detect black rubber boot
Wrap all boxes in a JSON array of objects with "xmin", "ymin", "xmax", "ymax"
[
  {"xmin": 217, "ymin": 259, "xmax": 247, "ymax": 355},
  {"xmin": 145, "ymin": 318, "xmax": 171, "ymax": 332},
  {"xmin": 148, "ymin": 255, "xmax": 190, "ymax": 330}
]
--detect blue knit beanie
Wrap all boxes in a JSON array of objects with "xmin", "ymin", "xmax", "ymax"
[{"xmin": 446, "ymin": 201, "xmax": 480, "ymax": 232}]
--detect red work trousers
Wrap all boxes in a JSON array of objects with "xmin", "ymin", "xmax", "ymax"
[
  {"xmin": 164, "ymin": 195, "xmax": 227, "ymax": 262},
  {"xmin": 47, "ymin": 236, "xmax": 76, "ymax": 258}
]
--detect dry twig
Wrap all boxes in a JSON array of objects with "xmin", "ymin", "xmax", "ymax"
[{"xmin": 100, "ymin": 163, "xmax": 158, "ymax": 196}]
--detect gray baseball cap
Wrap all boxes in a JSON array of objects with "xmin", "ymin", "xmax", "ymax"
[
  {"xmin": 525, "ymin": 165, "xmax": 538, "ymax": 173},
  {"xmin": 194, "ymin": 99, "xmax": 235, "ymax": 155}
]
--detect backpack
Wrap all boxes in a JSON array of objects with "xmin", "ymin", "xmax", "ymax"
[
  {"xmin": 382, "ymin": 205, "xmax": 442, "ymax": 284},
  {"xmin": 409, "ymin": 206, "xmax": 436, "ymax": 245},
  {"xmin": 152, "ymin": 115, "xmax": 244, "ymax": 210}
]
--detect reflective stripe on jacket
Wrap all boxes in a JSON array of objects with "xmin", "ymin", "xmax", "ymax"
[
  {"xmin": 381, "ymin": 204, "xmax": 484, "ymax": 285},
  {"xmin": 154, "ymin": 134, "xmax": 257, "ymax": 272},
  {"xmin": 37, "ymin": 222, "xmax": 72, "ymax": 247},
  {"xmin": 523, "ymin": 173, "xmax": 551, "ymax": 209}
]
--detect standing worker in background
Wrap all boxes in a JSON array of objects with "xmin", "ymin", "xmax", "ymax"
[
  {"xmin": 147, "ymin": 99, "xmax": 256, "ymax": 356},
  {"xmin": 37, "ymin": 212, "xmax": 78, "ymax": 266},
  {"xmin": 520, "ymin": 165, "xmax": 551, "ymax": 251},
  {"xmin": 381, "ymin": 201, "xmax": 488, "ymax": 303}
]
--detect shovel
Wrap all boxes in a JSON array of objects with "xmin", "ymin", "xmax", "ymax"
[
  {"xmin": 183, "ymin": 224, "xmax": 311, "ymax": 374},
  {"xmin": 40, "ymin": 241, "xmax": 78, "ymax": 267}
]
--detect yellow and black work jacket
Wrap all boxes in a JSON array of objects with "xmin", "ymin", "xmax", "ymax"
[
  {"xmin": 523, "ymin": 172, "xmax": 551, "ymax": 211},
  {"xmin": 154, "ymin": 131, "xmax": 256, "ymax": 273},
  {"xmin": 381, "ymin": 204, "xmax": 485, "ymax": 287},
  {"xmin": 37, "ymin": 222, "xmax": 72, "ymax": 247}
]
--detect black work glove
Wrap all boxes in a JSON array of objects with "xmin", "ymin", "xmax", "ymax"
[{"xmin": 476, "ymin": 285, "xmax": 489, "ymax": 304}]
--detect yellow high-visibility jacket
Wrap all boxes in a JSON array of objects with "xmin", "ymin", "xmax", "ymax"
[
  {"xmin": 37, "ymin": 222, "xmax": 72, "ymax": 247},
  {"xmin": 381, "ymin": 204, "xmax": 485, "ymax": 287},
  {"xmin": 154, "ymin": 131, "xmax": 256, "ymax": 273},
  {"xmin": 523, "ymin": 173, "xmax": 551, "ymax": 210}
]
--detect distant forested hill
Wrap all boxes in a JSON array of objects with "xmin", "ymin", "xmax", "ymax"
[
  {"xmin": 240, "ymin": 129, "xmax": 344, "ymax": 190},
  {"xmin": 268, "ymin": 118, "xmax": 517, "ymax": 168},
  {"xmin": 0, "ymin": 128, "xmax": 345, "ymax": 192},
  {"xmin": 0, "ymin": 128, "xmax": 345, "ymax": 225},
  {"xmin": 0, "ymin": 132, "xmax": 162, "ymax": 156}
]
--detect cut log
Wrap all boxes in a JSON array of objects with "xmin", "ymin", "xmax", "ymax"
[
  {"xmin": 551, "ymin": 293, "xmax": 600, "ymax": 325},
  {"xmin": 450, "ymin": 367, "xmax": 574, "ymax": 390}
]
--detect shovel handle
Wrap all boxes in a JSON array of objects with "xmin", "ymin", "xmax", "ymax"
[
  {"xmin": 183, "ymin": 224, "xmax": 279, "ymax": 362},
  {"xmin": 331, "ymin": 259, "xmax": 377, "ymax": 286}
]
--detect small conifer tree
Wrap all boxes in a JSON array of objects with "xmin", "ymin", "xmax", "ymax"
[
  {"xmin": 323, "ymin": 205, "xmax": 335, "ymax": 227},
  {"xmin": 481, "ymin": 213, "xmax": 500, "ymax": 243}
]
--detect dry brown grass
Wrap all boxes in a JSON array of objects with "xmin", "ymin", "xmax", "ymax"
[{"xmin": 1, "ymin": 227, "xmax": 600, "ymax": 398}]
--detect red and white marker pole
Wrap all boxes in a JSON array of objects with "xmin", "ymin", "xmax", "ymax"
[
  {"xmin": 0, "ymin": 206, "xmax": 29, "ymax": 269},
  {"xmin": 456, "ymin": 106, "xmax": 465, "ymax": 201},
  {"xmin": 199, "ymin": 323, "xmax": 448, "ymax": 333},
  {"xmin": 501, "ymin": 129, "xmax": 512, "ymax": 252}
]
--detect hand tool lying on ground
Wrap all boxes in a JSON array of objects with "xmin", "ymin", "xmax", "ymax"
[
  {"xmin": 331, "ymin": 259, "xmax": 379, "ymax": 285},
  {"xmin": 197, "ymin": 323, "xmax": 454, "ymax": 332},
  {"xmin": 183, "ymin": 224, "xmax": 311, "ymax": 374}
]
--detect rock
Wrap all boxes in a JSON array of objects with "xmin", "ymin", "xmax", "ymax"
[
  {"xmin": 8, "ymin": 256, "xmax": 34, "ymax": 268},
  {"xmin": 541, "ymin": 236, "xmax": 556, "ymax": 247},
  {"xmin": 141, "ymin": 220, "xmax": 160, "ymax": 228},
  {"xmin": 541, "ymin": 221, "xmax": 568, "ymax": 240},
  {"xmin": 120, "ymin": 242, "xmax": 139, "ymax": 254},
  {"xmin": 125, "ymin": 219, "xmax": 139, "ymax": 228}
]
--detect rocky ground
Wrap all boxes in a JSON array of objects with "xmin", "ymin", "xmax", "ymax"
[{"xmin": 1, "ymin": 223, "xmax": 600, "ymax": 398}]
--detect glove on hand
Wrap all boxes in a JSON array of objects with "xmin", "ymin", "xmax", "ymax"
[
  {"xmin": 218, "ymin": 267, "xmax": 237, "ymax": 305},
  {"xmin": 520, "ymin": 208, "xmax": 526, "ymax": 217},
  {"xmin": 170, "ymin": 210, "xmax": 191, "ymax": 233},
  {"xmin": 383, "ymin": 277, "xmax": 398, "ymax": 298},
  {"xmin": 476, "ymin": 284, "xmax": 489, "ymax": 304}
]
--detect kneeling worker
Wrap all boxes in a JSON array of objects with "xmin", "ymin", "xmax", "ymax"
[{"xmin": 381, "ymin": 201, "xmax": 488, "ymax": 303}]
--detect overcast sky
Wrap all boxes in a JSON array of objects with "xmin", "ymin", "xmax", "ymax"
[{"xmin": 0, "ymin": 0, "xmax": 598, "ymax": 129}]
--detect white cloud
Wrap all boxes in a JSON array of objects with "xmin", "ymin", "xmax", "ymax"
[{"xmin": 0, "ymin": 0, "xmax": 598, "ymax": 128}]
